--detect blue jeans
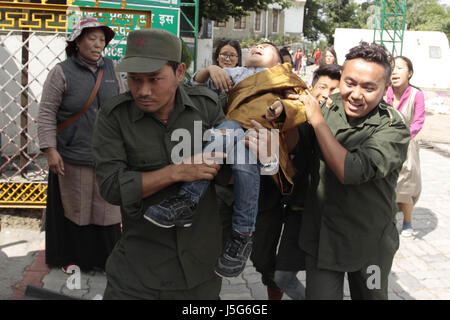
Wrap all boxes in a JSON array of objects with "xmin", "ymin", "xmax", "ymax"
[{"xmin": 179, "ymin": 121, "xmax": 260, "ymax": 234}]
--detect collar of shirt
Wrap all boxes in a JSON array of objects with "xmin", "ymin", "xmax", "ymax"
[
  {"xmin": 129, "ymin": 85, "xmax": 201, "ymax": 123},
  {"xmin": 327, "ymin": 93, "xmax": 383, "ymax": 130},
  {"xmin": 386, "ymin": 85, "xmax": 412, "ymax": 112}
]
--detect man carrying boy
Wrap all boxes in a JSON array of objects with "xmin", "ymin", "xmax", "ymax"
[
  {"xmin": 92, "ymin": 29, "xmax": 229, "ymax": 299},
  {"xmin": 294, "ymin": 42, "xmax": 410, "ymax": 299},
  {"xmin": 274, "ymin": 63, "xmax": 342, "ymax": 300}
]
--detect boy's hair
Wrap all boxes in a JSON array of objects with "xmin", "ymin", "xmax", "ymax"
[
  {"xmin": 311, "ymin": 64, "xmax": 342, "ymax": 87},
  {"xmin": 344, "ymin": 41, "xmax": 393, "ymax": 83},
  {"xmin": 260, "ymin": 41, "xmax": 283, "ymax": 64},
  {"xmin": 214, "ymin": 38, "xmax": 242, "ymax": 67}
]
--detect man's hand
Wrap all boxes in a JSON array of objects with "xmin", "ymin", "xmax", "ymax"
[
  {"xmin": 299, "ymin": 90, "xmax": 324, "ymax": 127},
  {"xmin": 265, "ymin": 100, "xmax": 284, "ymax": 121},
  {"xmin": 207, "ymin": 65, "xmax": 234, "ymax": 92},
  {"xmin": 286, "ymin": 89, "xmax": 323, "ymax": 127},
  {"xmin": 44, "ymin": 147, "xmax": 65, "ymax": 176},
  {"xmin": 244, "ymin": 120, "xmax": 279, "ymax": 165},
  {"xmin": 284, "ymin": 88, "xmax": 299, "ymax": 100},
  {"xmin": 174, "ymin": 151, "xmax": 226, "ymax": 182}
]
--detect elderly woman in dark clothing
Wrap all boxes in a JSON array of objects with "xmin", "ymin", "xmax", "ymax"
[{"xmin": 38, "ymin": 16, "xmax": 124, "ymax": 273}]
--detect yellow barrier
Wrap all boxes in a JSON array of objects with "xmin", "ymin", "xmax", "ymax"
[{"xmin": 0, "ymin": 182, "xmax": 47, "ymax": 208}]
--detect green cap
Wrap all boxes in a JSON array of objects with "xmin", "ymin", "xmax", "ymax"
[{"xmin": 116, "ymin": 28, "xmax": 181, "ymax": 73}]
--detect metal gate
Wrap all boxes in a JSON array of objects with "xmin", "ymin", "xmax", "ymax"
[{"xmin": 0, "ymin": 0, "xmax": 151, "ymax": 208}]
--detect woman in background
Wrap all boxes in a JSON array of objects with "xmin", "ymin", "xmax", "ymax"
[
  {"xmin": 213, "ymin": 38, "xmax": 242, "ymax": 68},
  {"xmin": 318, "ymin": 47, "xmax": 338, "ymax": 66},
  {"xmin": 38, "ymin": 16, "xmax": 124, "ymax": 273},
  {"xmin": 386, "ymin": 56, "xmax": 425, "ymax": 237},
  {"xmin": 293, "ymin": 48, "xmax": 303, "ymax": 75}
]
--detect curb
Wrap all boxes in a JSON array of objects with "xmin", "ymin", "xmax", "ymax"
[{"xmin": 10, "ymin": 250, "xmax": 50, "ymax": 300}]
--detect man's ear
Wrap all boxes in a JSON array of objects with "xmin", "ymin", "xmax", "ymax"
[
  {"xmin": 383, "ymin": 81, "xmax": 391, "ymax": 96},
  {"xmin": 176, "ymin": 63, "xmax": 186, "ymax": 82}
]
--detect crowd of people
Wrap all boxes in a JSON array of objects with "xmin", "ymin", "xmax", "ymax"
[{"xmin": 37, "ymin": 16, "xmax": 425, "ymax": 300}]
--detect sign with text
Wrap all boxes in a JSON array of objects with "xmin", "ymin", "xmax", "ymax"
[{"xmin": 72, "ymin": 0, "xmax": 180, "ymax": 60}]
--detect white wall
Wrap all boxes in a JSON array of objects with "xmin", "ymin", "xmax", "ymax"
[
  {"xmin": 196, "ymin": 38, "xmax": 213, "ymax": 71},
  {"xmin": 334, "ymin": 28, "xmax": 450, "ymax": 89},
  {"xmin": 284, "ymin": 1, "xmax": 306, "ymax": 34}
]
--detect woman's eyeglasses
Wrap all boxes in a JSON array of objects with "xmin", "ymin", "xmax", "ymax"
[{"xmin": 219, "ymin": 53, "xmax": 238, "ymax": 60}]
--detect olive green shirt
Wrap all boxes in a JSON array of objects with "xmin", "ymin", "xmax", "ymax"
[
  {"xmin": 92, "ymin": 85, "xmax": 226, "ymax": 295},
  {"xmin": 299, "ymin": 93, "xmax": 410, "ymax": 272}
]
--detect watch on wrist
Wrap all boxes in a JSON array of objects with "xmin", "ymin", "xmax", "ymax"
[{"xmin": 259, "ymin": 154, "xmax": 279, "ymax": 169}]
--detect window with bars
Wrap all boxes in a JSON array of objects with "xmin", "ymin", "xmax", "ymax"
[
  {"xmin": 255, "ymin": 12, "xmax": 262, "ymax": 32},
  {"xmin": 214, "ymin": 21, "xmax": 226, "ymax": 28},
  {"xmin": 234, "ymin": 16, "xmax": 246, "ymax": 30},
  {"xmin": 272, "ymin": 9, "xmax": 280, "ymax": 33}
]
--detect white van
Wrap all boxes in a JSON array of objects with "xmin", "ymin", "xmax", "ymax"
[{"xmin": 334, "ymin": 28, "xmax": 450, "ymax": 90}]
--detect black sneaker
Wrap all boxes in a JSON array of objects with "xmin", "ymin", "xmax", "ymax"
[
  {"xmin": 143, "ymin": 194, "xmax": 196, "ymax": 228},
  {"xmin": 215, "ymin": 230, "xmax": 253, "ymax": 278}
]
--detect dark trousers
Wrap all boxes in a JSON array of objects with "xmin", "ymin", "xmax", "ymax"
[
  {"xmin": 305, "ymin": 253, "xmax": 394, "ymax": 300},
  {"xmin": 103, "ymin": 276, "xmax": 221, "ymax": 300},
  {"xmin": 275, "ymin": 208, "xmax": 306, "ymax": 272}
]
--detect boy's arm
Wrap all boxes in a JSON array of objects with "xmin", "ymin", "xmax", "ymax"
[
  {"xmin": 194, "ymin": 65, "xmax": 234, "ymax": 92},
  {"xmin": 268, "ymin": 98, "xmax": 308, "ymax": 132}
]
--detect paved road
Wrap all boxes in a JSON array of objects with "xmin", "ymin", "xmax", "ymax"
[{"xmin": 1, "ymin": 145, "xmax": 449, "ymax": 300}]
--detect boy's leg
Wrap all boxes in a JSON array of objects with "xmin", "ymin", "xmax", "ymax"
[
  {"xmin": 179, "ymin": 120, "xmax": 245, "ymax": 203},
  {"xmin": 215, "ymin": 124, "xmax": 260, "ymax": 277},
  {"xmin": 144, "ymin": 121, "xmax": 243, "ymax": 228}
]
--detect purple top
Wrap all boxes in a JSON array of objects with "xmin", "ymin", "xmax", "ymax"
[{"xmin": 386, "ymin": 85, "xmax": 425, "ymax": 139}]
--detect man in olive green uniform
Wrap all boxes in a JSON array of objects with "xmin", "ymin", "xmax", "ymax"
[
  {"xmin": 295, "ymin": 42, "xmax": 410, "ymax": 299},
  {"xmin": 92, "ymin": 29, "xmax": 227, "ymax": 299}
]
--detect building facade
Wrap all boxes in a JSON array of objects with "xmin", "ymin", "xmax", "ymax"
[{"xmin": 212, "ymin": 0, "xmax": 306, "ymax": 43}]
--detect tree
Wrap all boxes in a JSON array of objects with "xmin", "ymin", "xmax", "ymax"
[
  {"xmin": 303, "ymin": 0, "xmax": 371, "ymax": 44},
  {"xmin": 201, "ymin": 0, "xmax": 293, "ymax": 21},
  {"xmin": 181, "ymin": 0, "xmax": 293, "ymax": 26},
  {"xmin": 303, "ymin": 0, "xmax": 327, "ymax": 42},
  {"xmin": 405, "ymin": 0, "xmax": 450, "ymax": 40}
]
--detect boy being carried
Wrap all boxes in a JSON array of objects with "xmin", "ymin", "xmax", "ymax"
[{"xmin": 145, "ymin": 42, "xmax": 309, "ymax": 278}]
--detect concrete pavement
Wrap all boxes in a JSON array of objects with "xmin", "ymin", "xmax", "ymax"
[{"xmin": 1, "ymin": 145, "xmax": 449, "ymax": 300}]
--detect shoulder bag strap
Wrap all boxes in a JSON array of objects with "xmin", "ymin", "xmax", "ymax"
[{"xmin": 57, "ymin": 68, "xmax": 104, "ymax": 133}]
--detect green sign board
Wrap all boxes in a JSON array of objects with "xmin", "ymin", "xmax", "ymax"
[{"xmin": 72, "ymin": 0, "xmax": 180, "ymax": 60}]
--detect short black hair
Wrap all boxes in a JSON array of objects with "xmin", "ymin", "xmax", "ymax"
[
  {"xmin": 311, "ymin": 64, "xmax": 342, "ymax": 87},
  {"xmin": 167, "ymin": 61, "xmax": 180, "ymax": 74},
  {"xmin": 279, "ymin": 47, "xmax": 293, "ymax": 64},
  {"xmin": 344, "ymin": 41, "xmax": 393, "ymax": 83},
  {"xmin": 214, "ymin": 38, "xmax": 242, "ymax": 67}
]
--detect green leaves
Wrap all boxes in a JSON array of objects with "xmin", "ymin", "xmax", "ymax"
[
  {"xmin": 406, "ymin": 0, "xmax": 450, "ymax": 39},
  {"xmin": 302, "ymin": 0, "xmax": 449, "ymax": 44}
]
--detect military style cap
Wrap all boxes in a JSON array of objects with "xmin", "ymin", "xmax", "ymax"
[{"xmin": 116, "ymin": 28, "xmax": 182, "ymax": 73}]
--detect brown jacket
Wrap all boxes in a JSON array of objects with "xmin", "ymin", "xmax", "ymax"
[{"xmin": 226, "ymin": 63, "xmax": 308, "ymax": 194}]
